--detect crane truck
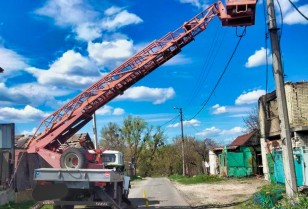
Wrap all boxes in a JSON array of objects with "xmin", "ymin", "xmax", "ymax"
[{"xmin": 24, "ymin": 1, "xmax": 257, "ymax": 208}]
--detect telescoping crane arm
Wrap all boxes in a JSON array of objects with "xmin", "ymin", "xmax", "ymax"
[{"xmin": 27, "ymin": 0, "xmax": 256, "ymax": 168}]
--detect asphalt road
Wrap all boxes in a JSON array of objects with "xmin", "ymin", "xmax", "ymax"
[{"xmin": 128, "ymin": 177, "xmax": 191, "ymax": 209}]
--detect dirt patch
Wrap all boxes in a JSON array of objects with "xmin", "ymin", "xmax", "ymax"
[{"xmin": 172, "ymin": 177, "xmax": 269, "ymax": 208}]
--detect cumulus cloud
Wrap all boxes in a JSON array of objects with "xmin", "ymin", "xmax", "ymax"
[
  {"xmin": 20, "ymin": 127, "xmax": 37, "ymax": 136},
  {"xmin": 163, "ymin": 54, "xmax": 192, "ymax": 66},
  {"xmin": 177, "ymin": 0, "xmax": 209, "ymax": 8},
  {"xmin": 0, "ymin": 47, "xmax": 28, "ymax": 75},
  {"xmin": 101, "ymin": 8, "xmax": 143, "ymax": 31},
  {"xmin": 96, "ymin": 105, "xmax": 125, "ymax": 116},
  {"xmin": 26, "ymin": 50, "xmax": 100, "ymax": 89},
  {"xmin": 196, "ymin": 126, "xmax": 244, "ymax": 137},
  {"xmin": 245, "ymin": 47, "xmax": 272, "ymax": 68},
  {"xmin": 0, "ymin": 82, "xmax": 70, "ymax": 107},
  {"xmin": 235, "ymin": 89, "xmax": 266, "ymax": 105},
  {"xmin": 168, "ymin": 119, "xmax": 201, "ymax": 128},
  {"xmin": 35, "ymin": 0, "xmax": 143, "ymax": 41},
  {"xmin": 0, "ymin": 105, "xmax": 48, "ymax": 122},
  {"xmin": 212, "ymin": 104, "xmax": 227, "ymax": 114},
  {"xmin": 117, "ymin": 86, "xmax": 175, "ymax": 104},
  {"xmin": 276, "ymin": 0, "xmax": 308, "ymax": 25},
  {"xmin": 88, "ymin": 39, "xmax": 135, "ymax": 67},
  {"xmin": 284, "ymin": 5, "xmax": 308, "ymax": 25}
]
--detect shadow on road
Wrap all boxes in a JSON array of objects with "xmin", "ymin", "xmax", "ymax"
[
  {"xmin": 129, "ymin": 197, "xmax": 191, "ymax": 209},
  {"xmin": 129, "ymin": 198, "xmax": 249, "ymax": 209}
]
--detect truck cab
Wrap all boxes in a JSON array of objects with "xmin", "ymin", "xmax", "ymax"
[{"xmin": 102, "ymin": 150, "xmax": 125, "ymax": 172}]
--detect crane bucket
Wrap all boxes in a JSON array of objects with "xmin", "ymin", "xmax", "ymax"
[{"xmin": 219, "ymin": 0, "xmax": 257, "ymax": 27}]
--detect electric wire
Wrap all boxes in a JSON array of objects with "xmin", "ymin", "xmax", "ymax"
[
  {"xmin": 275, "ymin": 0, "xmax": 284, "ymax": 40},
  {"xmin": 184, "ymin": 25, "xmax": 225, "ymax": 108},
  {"xmin": 189, "ymin": 27, "xmax": 247, "ymax": 120},
  {"xmin": 287, "ymin": 0, "xmax": 308, "ymax": 21},
  {"xmin": 159, "ymin": 115, "xmax": 180, "ymax": 128},
  {"xmin": 183, "ymin": 115, "xmax": 201, "ymax": 134}
]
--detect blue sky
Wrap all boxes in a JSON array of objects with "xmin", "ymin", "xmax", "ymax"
[{"xmin": 0, "ymin": 0, "xmax": 307, "ymax": 145}]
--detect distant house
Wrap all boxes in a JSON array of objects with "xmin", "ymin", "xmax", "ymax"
[
  {"xmin": 209, "ymin": 131, "xmax": 262, "ymax": 177},
  {"xmin": 258, "ymin": 81, "xmax": 308, "ymax": 186}
]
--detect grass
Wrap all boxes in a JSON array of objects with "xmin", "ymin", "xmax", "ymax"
[
  {"xmin": 0, "ymin": 201, "xmax": 52, "ymax": 209},
  {"xmin": 169, "ymin": 174, "xmax": 224, "ymax": 184}
]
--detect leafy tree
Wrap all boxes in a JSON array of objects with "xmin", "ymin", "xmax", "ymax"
[{"xmin": 100, "ymin": 122, "xmax": 125, "ymax": 153}]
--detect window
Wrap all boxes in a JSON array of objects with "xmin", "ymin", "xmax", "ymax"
[{"xmin": 102, "ymin": 154, "xmax": 116, "ymax": 163}]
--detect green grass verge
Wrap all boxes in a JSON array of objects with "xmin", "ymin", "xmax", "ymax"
[
  {"xmin": 0, "ymin": 201, "xmax": 52, "ymax": 209},
  {"xmin": 169, "ymin": 174, "xmax": 224, "ymax": 184}
]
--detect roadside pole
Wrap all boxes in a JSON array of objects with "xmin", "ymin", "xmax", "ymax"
[
  {"xmin": 174, "ymin": 107, "xmax": 185, "ymax": 176},
  {"xmin": 92, "ymin": 112, "xmax": 98, "ymax": 149},
  {"xmin": 266, "ymin": 0, "xmax": 297, "ymax": 197}
]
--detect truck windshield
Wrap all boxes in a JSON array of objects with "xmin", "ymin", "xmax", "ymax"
[{"xmin": 102, "ymin": 154, "xmax": 116, "ymax": 163}]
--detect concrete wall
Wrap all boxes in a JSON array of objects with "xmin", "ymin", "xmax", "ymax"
[
  {"xmin": 0, "ymin": 189, "xmax": 14, "ymax": 205},
  {"xmin": 285, "ymin": 82, "xmax": 308, "ymax": 127},
  {"xmin": 258, "ymin": 82, "xmax": 308, "ymax": 182},
  {"xmin": 209, "ymin": 150, "xmax": 218, "ymax": 175}
]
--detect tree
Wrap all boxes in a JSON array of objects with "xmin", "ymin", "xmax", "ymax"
[
  {"xmin": 100, "ymin": 122, "xmax": 125, "ymax": 153},
  {"xmin": 243, "ymin": 107, "xmax": 260, "ymax": 133},
  {"xmin": 142, "ymin": 126, "xmax": 165, "ymax": 176}
]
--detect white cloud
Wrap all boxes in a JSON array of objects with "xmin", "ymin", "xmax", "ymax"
[
  {"xmin": 117, "ymin": 86, "xmax": 175, "ymax": 104},
  {"xmin": 284, "ymin": 5, "xmax": 308, "ymax": 25},
  {"xmin": 177, "ymin": 0, "xmax": 209, "ymax": 8},
  {"xmin": 163, "ymin": 54, "xmax": 192, "ymax": 66},
  {"xmin": 235, "ymin": 89, "xmax": 266, "ymax": 105},
  {"xmin": 0, "ymin": 105, "xmax": 48, "ymax": 122},
  {"xmin": 0, "ymin": 47, "xmax": 28, "ymax": 72},
  {"xmin": 87, "ymin": 39, "xmax": 135, "ymax": 67},
  {"xmin": 196, "ymin": 126, "xmax": 220, "ymax": 137},
  {"xmin": 221, "ymin": 126, "xmax": 244, "ymax": 135},
  {"xmin": 96, "ymin": 105, "xmax": 125, "ymax": 116},
  {"xmin": 168, "ymin": 119, "xmax": 201, "ymax": 128},
  {"xmin": 101, "ymin": 9, "xmax": 143, "ymax": 31},
  {"xmin": 212, "ymin": 104, "xmax": 227, "ymax": 114},
  {"xmin": 35, "ymin": 0, "xmax": 143, "ymax": 41},
  {"xmin": 273, "ymin": 0, "xmax": 308, "ymax": 25},
  {"xmin": 27, "ymin": 50, "xmax": 100, "ymax": 89},
  {"xmin": 0, "ymin": 82, "xmax": 70, "ymax": 107},
  {"xmin": 21, "ymin": 127, "xmax": 37, "ymax": 136},
  {"xmin": 196, "ymin": 126, "xmax": 243, "ymax": 137},
  {"xmin": 245, "ymin": 47, "xmax": 272, "ymax": 68}
]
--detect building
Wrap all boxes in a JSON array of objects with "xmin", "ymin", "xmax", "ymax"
[
  {"xmin": 209, "ymin": 131, "xmax": 262, "ymax": 177},
  {"xmin": 258, "ymin": 81, "xmax": 308, "ymax": 184}
]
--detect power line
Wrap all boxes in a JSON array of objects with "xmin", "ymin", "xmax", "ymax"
[
  {"xmin": 287, "ymin": 0, "xmax": 308, "ymax": 21},
  {"xmin": 159, "ymin": 115, "xmax": 179, "ymax": 128},
  {"xmin": 184, "ymin": 25, "xmax": 225, "ymax": 108},
  {"xmin": 190, "ymin": 27, "xmax": 247, "ymax": 120},
  {"xmin": 275, "ymin": 0, "xmax": 283, "ymax": 40}
]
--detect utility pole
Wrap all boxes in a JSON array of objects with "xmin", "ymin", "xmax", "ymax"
[
  {"xmin": 266, "ymin": 0, "xmax": 297, "ymax": 197},
  {"xmin": 92, "ymin": 112, "xmax": 98, "ymax": 149},
  {"xmin": 174, "ymin": 107, "xmax": 185, "ymax": 176}
]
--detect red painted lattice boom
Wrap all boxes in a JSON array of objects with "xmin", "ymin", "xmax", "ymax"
[{"xmin": 26, "ymin": 1, "xmax": 256, "ymax": 167}]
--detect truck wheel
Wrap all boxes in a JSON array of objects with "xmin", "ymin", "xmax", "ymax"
[{"xmin": 60, "ymin": 147, "xmax": 87, "ymax": 169}]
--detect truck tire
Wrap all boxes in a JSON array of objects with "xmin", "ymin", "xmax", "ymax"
[{"xmin": 60, "ymin": 147, "xmax": 87, "ymax": 169}]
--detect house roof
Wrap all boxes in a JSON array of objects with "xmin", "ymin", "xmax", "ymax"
[{"xmin": 230, "ymin": 131, "xmax": 256, "ymax": 147}]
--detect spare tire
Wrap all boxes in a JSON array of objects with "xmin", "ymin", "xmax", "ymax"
[{"xmin": 60, "ymin": 147, "xmax": 87, "ymax": 169}]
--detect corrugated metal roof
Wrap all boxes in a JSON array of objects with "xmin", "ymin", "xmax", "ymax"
[{"xmin": 230, "ymin": 131, "xmax": 256, "ymax": 147}]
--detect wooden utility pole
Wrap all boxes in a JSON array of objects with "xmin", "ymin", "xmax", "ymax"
[
  {"xmin": 266, "ymin": 0, "xmax": 297, "ymax": 197},
  {"xmin": 175, "ymin": 107, "xmax": 185, "ymax": 176}
]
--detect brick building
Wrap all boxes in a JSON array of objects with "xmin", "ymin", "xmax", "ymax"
[{"xmin": 258, "ymin": 81, "xmax": 308, "ymax": 182}]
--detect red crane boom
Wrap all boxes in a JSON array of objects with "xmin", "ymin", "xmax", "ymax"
[{"xmin": 26, "ymin": 1, "xmax": 256, "ymax": 168}]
